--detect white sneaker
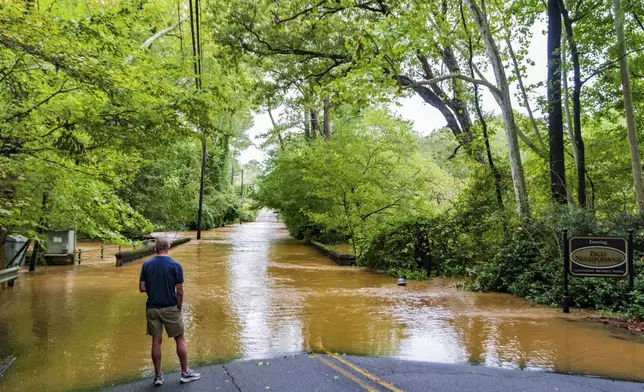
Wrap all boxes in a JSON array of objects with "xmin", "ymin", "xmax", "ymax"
[
  {"xmin": 153, "ymin": 373, "xmax": 164, "ymax": 386},
  {"xmin": 180, "ymin": 369, "xmax": 201, "ymax": 383}
]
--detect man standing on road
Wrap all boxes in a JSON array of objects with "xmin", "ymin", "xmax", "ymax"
[{"xmin": 139, "ymin": 236, "xmax": 201, "ymax": 386}]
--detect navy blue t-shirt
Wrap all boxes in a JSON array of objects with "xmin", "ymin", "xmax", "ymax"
[{"xmin": 140, "ymin": 256, "xmax": 184, "ymax": 309}]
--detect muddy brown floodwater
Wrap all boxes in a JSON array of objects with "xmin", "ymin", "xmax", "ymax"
[{"xmin": 0, "ymin": 211, "xmax": 643, "ymax": 391}]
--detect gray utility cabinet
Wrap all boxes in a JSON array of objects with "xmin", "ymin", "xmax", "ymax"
[
  {"xmin": 4, "ymin": 235, "xmax": 28, "ymax": 268},
  {"xmin": 44, "ymin": 230, "xmax": 76, "ymax": 265}
]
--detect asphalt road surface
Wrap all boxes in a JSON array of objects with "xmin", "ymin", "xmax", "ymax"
[{"xmin": 102, "ymin": 353, "xmax": 644, "ymax": 392}]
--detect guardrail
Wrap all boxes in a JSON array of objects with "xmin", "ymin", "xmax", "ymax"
[
  {"xmin": 309, "ymin": 241, "xmax": 357, "ymax": 266},
  {"xmin": 0, "ymin": 267, "xmax": 20, "ymax": 286},
  {"xmin": 77, "ymin": 242, "xmax": 152, "ymax": 264},
  {"xmin": 115, "ymin": 238, "xmax": 191, "ymax": 267}
]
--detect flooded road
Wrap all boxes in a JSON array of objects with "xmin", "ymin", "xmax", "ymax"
[{"xmin": 0, "ymin": 211, "xmax": 643, "ymax": 391}]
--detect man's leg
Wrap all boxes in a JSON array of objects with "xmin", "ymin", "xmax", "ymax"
[
  {"xmin": 174, "ymin": 334, "xmax": 189, "ymax": 374},
  {"xmin": 175, "ymin": 335, "xmax": 200, "ymax": 383},
  {"xmin": 165, "ymin": 308, "xmax": 200, "ymax": 383},
  {"xmin": 146, "ymin": 308, "xmax": 164, "ymax": 378},
  {"xmin": 151, "ymin": 336, "xmax": 163, "ymax": 376}
]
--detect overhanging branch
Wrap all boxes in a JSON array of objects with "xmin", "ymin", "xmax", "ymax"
[
  {"xmin": 360, "ymin": 198, "xmax": 402, "ymax": 220},
  {"xmin": 275, "ymin": 0, "xmax": 327, "ymax": 24},
  {"xmin": 5, "ymin": 80, "xmax": 79, "ymax": 122},
  {"xmin": 0, "ymin": 32, "xmax": 113, "ymax": 90},
  {"xmin": 581, "ymin": 46, "xmax": 644, "ymax": 84},
  {"xmin": 238, "ymin": 19, "xmax": 349, "ymax": 61},
  {"xmin": 141, "ymin": 17, "xmax": 189, "ymax": 49},
  {"xmin": 412, "ymin": 73, "xmax": 503, "ymax": 98}
]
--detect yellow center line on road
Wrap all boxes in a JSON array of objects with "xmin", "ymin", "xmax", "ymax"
[
  {"xmin": 322, "ymin": 349, "xmax": 405, "ymax": 392},
  {"xmin": 316, "ymin": 355, "xmax": 379, "ymax": 392}
]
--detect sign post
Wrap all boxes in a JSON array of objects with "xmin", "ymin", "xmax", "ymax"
[
  {"xmin": 562, "ymin": 229, "xmax": 570, "ymax": 313},
  {"xmin": 628, "ymin": 230, "xmax": 635, "ymax": 292},
  {"xmin": 562, "ymin": 230, "xmax": 635, "ymax": 313}
]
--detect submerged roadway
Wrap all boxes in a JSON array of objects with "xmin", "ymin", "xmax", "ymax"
[
  {"xmin": 3, "ymin": 209, "xmax": 640, "ymax": 391},
  {"xmin": 105, "ymin": 211, "xmax": 643, "ymax": 391}
]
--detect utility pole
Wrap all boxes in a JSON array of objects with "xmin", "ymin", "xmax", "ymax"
[
  {"xmin": 196, "ymin": 136, "xmax": 206, "ymax": 240},
  {"xmin": 241, "ymin": 169, "xmax": 244, "ymax": 199},
  {"xmin": 239, "ymin": 169, "xmax": 245, "ymax": 225}
]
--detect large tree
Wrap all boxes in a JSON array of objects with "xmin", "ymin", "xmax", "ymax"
[
  {"xmin": 613, "ymin": 0, "xmax": 644, "ymax": 217},
  {"xmin": 547, "ymin": 0, "xmax": 567, "ymax": 204}
]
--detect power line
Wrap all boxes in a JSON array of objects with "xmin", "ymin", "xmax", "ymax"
[
  {"xmin": 177, "ymin": 0, "xmax": 184, "ymax": 54},
  {"xmin": 187, "ymin": 0, "xmax": 201, "ymax": 89},
  {"xmin": 189, "ymin": 0, "xmax": 206, "ymax": 240},
  {"xmin": 195, "ymin": 0, "xmax": 203, "ymax": 78}
]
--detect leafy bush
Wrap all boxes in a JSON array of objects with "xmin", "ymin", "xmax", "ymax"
[
  {"xmin": 358, "ymin": 218, "xmax": 431, "ymax": 277},
  {"xmin": 189, "ymin": 193, "xmax": 260, "ymax": 229},
  {"xmin": 238, "ymin": 202, "xmax": 259, "ymax": 222},
  {"xmin": 624, "ymin": 287, "xmax": 644, "ymax": 321},
  {"xmin": 358, "ymin": 166, "xmax": 508, "ymax": 279}
]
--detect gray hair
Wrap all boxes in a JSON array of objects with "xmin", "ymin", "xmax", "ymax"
[{"xmin": 155, "ymin": 236, "xmax": 171, "ymax": 252}]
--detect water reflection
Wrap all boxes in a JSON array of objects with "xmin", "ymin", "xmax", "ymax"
[{"xmin": 0, "ymin": 211, "xmax": 642, "ymax": 391}]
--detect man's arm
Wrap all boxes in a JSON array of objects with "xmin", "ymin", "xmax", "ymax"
[
  {"xmin": 139, "ymin": 264, "xmax": 146, "ymax": 293},
  {"xmin": 175, "ymin": 263, "xmax": 184, "ymax": 310},
  {"xmin": 176, "ymin": 284, "xmax": 183, "ymax": 310}
]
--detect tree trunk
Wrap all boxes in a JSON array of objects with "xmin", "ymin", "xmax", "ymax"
[
  {"xmin": 562, "ymin": 34, "xmax": 579, "ymax": 167},
  {"xmin": 470, "ymin": 76, "xmax": 503, "ymax": 208},
  {"xmin": 310, "ymin": 109, "xmax": 318, "ymax": 140},
  {"xmin": 614, "ymin": 0, "xmax": 644, "ymax": 217},
  {"xmin": 322, "ymin": 98, "xmax": 331, "ymax": 139},
  {"xmin": 547, "ymin": 0, "xmax": 568, "ymax": 204},
  {"xmin": 217, "ymin": 136, "xmax": 230, "ymax": 191},
  {"xmin": 570, "ymin": 39, "xmax": 586, "ymax": 208},
  {"xmin": 560, "ymin": 0, "xmax": 587, "ymax": 208},
  {"xmin": 466, "ymin": 31, "xmax": 504, "ymax": 209},
  {"xmin": 29, "ymin": 241, "xmax": 39, "ymax": 272},
  {"xmin": 29, "ymin": 191, "xmax": 48, "ymax": 272},
  {"xmin": 0, "ymin": 228, "xmax": 7, "ymax": 268},
  {"xmin": 304, "ymin": 110, "xmax": 311, "ymax": 140},
  {"xmin": 465, "ymin": 0, "xmax": 530, "ymax": 218}
]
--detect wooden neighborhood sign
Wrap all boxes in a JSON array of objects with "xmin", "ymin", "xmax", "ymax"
[
  {"xmin": 562, "ymin": 231, "xmax": 634, "ymax": 313},
  {"xmin": 569, "ymin": 237, "xmax": 628, "ymax": 277}
]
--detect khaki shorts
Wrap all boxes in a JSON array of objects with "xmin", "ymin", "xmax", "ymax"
[{"xmin": 146, "ymin": 306, "xmax": 184, "ymax": 338}]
